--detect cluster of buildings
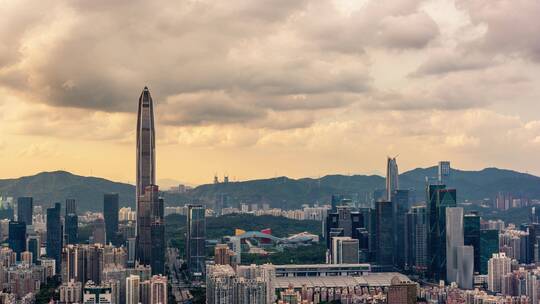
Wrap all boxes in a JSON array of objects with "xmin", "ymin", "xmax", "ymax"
[
  {"xmin": 0, "ymin": 246, "xmax": 55, "ymax": 303},
  {"xmin": 206, "ymin": 262, "xmax": 418, "ymax": 304},
  {"xmin": 320, "ymin": 160, "xmax": 505, "ymax": 292},
  {"xmin": 222, "ymin": 205, "xmax": 330, "ymax": 222},
  {"xmin": 494, "ymin": 192, "xmax": 536, "ymax": 211},
  {"xmin": 5, "ymin": 86, "xmax": 540, "ymax": 304},
  {"xmin": 0, "ymin": 88, "xmax": 169, "ymax": 303},
  {"xmin": 419, "ymin": 283, "xmax": 531, "ymax": 304}
]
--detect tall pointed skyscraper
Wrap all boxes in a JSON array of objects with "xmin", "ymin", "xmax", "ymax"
[
  {"xmin": 386, "ymin": 156, "xmax": 399, "ymax": 201},
  {"xmin": 135, "ymin": 86, "xmax": 165, "ymax": 274},
  {"xmin": 136, "ymin": 86, "xmax": 156, "ymax": 199}
]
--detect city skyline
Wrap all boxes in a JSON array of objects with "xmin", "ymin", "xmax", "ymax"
[
  {"xmin": 3, "ymin": 1, "xmax": 540, "ymax": 303},
  {"xmin": 1, "ymin": 0, "xmax": 540, "ymax": 185}
]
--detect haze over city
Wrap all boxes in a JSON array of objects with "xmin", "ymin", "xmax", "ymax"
[{"xmin": 1, "ymin": 0, "xmax": 540, "ymax": 185}]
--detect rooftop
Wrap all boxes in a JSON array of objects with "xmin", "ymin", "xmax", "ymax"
[{"xmin": 275, "ymin": 272, "xmax": 410, "ymax": 289}]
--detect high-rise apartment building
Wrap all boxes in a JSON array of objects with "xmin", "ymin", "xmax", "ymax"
[
  {"xmin": 488, "ymin": 253, "xmax": 512, "ymax": 293},
  {"xmin": 206, "ymin": 265, "xmax": 235, "ymax": 304},
  {"xmin": 83, "ymin": 281, "xmax": 113, "ymax": 304},
  {"xmin": 61, "ymin": 244, "xmax": 109, "ymax": 285},
  {"xmin": 215, "ymin": 243, "xmax": 234, "ymax": 266},
  {"xmin": 207, "ymin": 264, "xmax": 274, "ymax": 304},
  {"xmin": 187, "ymin": 204, "xmax": 206, "ymax": 280},
  {"xmin": 47, "ymin": 203, "xmax": 63, "ymax": 273},
  {"xmin": 150, "ymin": 275, "xmax": 167, "ymax": 304},
  {"xmin": 387, "ymin": 277, "xmax": 417, "ymax": 304},
  {"xmin": 59, "ymin": 279, "xmax": 83, "ymax": 303},
  {"xmin": 20, "ymin": 251, "xmax": 32, "ymax": 265},
  {"xmin": 126, "ymin": 275, "xmax": 140, "ymax": 304},
  {"xmin": 104, "ymin": 193, "xmax": 120, "ymax": 246},
  {"xmin": 140, "ymin": 280, "xmax": 151, "ymax": 304},
  {"xmin": 16, "ymin": 197, "xmax": 33, "ymax": 226}
]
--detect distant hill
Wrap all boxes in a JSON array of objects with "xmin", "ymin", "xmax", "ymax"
[
  {"xmin": 0, "ymin": 171, "xmax": 135, "ymax": 211},
  {"xmin": 1, "ymin": 167, "xmax": 540, "ymax": 212}
]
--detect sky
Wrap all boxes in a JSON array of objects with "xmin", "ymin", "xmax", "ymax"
[{"xmin": 1, "ymin": 0, "xmax": 540, "ymax": 187}]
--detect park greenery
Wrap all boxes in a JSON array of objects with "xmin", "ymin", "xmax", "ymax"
[{"xmin": 165, "ymin": 213, "xmax": 324, "ymax": 264}]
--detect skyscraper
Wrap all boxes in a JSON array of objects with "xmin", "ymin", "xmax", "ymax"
[
  {"xmin": 47, "ymin": 202, "xmax": 63, "ymax": 273},
  {"xmin": 438, "ymin": 161, "xmax": 451, "ymax": 185},
  {"xmin": 66, "ymin": 198, "xmax": 77, "ymax": 215},
  {"xmin": 406, "ymin": 206, "xmax": 428, "ymax": 274},
  {"xmin": 27, "ymin": 235, "xmax": 40, "ymax": 264},
  {"xmin": 187, "ymin": 204, "xmax": 206, "ymax": 280},
  {"xmin": 464, "ymin": 212, "xmax": 481, "ymax": 273},
  {"xmin": 104, "ymin": 193, "xmax": 119, "ymax": 246},
  {"xmin": 65, "ymin": 213, "xmax": 79, "ymax": 245},
  {"xmin": 324, "ymin": 206, "xmax": 365, "ymax": 251},
  {"xmin": 92, "ymin": 218, "xmax": 106, "ymax": 245},
  {"xmin": 135, "ymin": 87, "xmax": 165, "ymax": 274},
  {"xmin": 375, "ymin": 200, "xmax": 395, "ymax": 267},
  {"xmin": 386, "ymin": 157, "xmax": 399, "ymax": 201},
  {"xmin": 427, "ymin": 184, "xmax": 457, "ymax": 281},
  {"xmin": 136, "ymin": 185, "xmax": 165, "ymax": 274},
  {"xmin": 65, "ymin": 198, "xmax": 78, "ymax": 245},
  {"xmin": 17, "ymin": 197, "xmax": 33, "ymax": 226},
  {"xmin": 480, "ymin": 229, "xmax": 500, "ymax": 274},
  {"xmin": 445, "ymin": 207, "xmax": 464, "ymax": 284},
  {"xmin": 136, "ymin": 86, "xmax": 156, "ymax": 201},
  {"xmin": 392, "ymin": 189, "xmax": 409, "ymax": 269},
  {"xmin": 8, "ymin": 221, "xmax": 26, "ymax": 260},
  {"xmin": 456, "ymin": 245, "xmax": 474, "ymax": 289}
]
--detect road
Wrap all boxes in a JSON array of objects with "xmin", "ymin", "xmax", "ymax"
[{"xmin": 166, "ymin": 247, "xmax": 193, "ymax": 303}]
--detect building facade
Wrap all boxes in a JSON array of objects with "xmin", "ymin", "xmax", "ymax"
[
  {"xmin": 46, "ymin": 203, "xmax": 63, "ymax": 273},
  {"xmin": 187, "ymin": 204, "xmax": 206, "ymax": 280},
  {"xmin": 104, "ymin": 193, "xmax": 120, "ymax": 246},
  {"xmin": 16, "ymin": 197, "xmax": 33, "ymax": 226}
]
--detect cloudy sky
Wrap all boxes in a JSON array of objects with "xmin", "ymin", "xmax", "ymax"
[{"xmin": 1, "ymin": 0, "xmax": 540, "ymax": 186}]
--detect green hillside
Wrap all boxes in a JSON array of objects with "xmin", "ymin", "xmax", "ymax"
[{"xmin": 1, "ymin": 167, "xmax": 540, "ymax": 212}]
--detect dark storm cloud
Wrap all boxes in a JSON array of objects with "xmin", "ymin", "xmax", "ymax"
[{"xmin": 3, "ymin": 0, "xmax": 538, "ymax": 130}]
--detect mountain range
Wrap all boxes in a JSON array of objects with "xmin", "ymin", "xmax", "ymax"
[{"xmin": 1, "ymin": 167, "xmax": 540, "ymax": 212}]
